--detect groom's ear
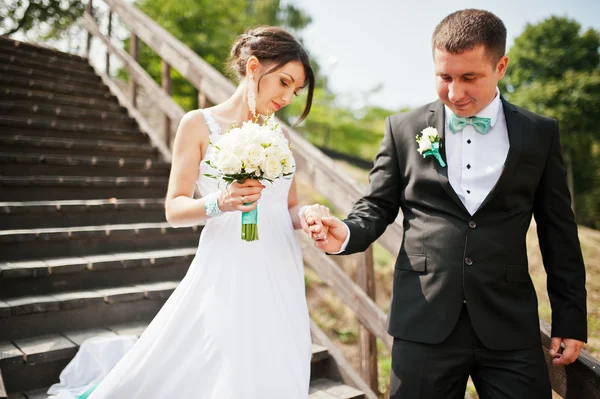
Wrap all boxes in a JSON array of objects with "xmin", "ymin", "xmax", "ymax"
[{"xmin": 496, "ymin": 55, "xmax": 509, "ymax": 79}]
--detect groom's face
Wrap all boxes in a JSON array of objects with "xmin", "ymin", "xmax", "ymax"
[{"xmin": 434, "ymin": 45, "xmax": 508, "ymax": 117}]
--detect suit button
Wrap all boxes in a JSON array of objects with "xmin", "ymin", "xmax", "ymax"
[
  {"xmin": 465, "ymin": 257, "xmax": 473, "ymax": 266},
  {"xmin": 468, "ymin": 221, "xmax": 477, "ymax": 229}
]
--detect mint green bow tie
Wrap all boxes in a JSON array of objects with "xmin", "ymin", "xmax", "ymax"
[{"xmin": 448, "ymin": 114, "xmax": 492, "ymax": 134}]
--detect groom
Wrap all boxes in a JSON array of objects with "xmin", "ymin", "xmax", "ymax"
[{"xmin": 302, "ymin": 9, "xmax": 587, "ymax": 399}]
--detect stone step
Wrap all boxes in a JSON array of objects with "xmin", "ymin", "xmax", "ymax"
[
  {"xmin": 0, "ymin": 74, "xmax": 111, "ymax": 100},
  {"xmin": 0, "ymin": 152, "xmax": 170, "ymax": 177},
  {"xmin": 0, "ymin": 37, "xmax": 89, "ymax": 67},
  {"xmin": 0, "ymin": 318, "xmax": 332, "ymax": 394},
  {"xmin": 0, "ymin": 87, "xmax": 124, "ymax": 113},
  {"xmin": 0, "ymin": 135, "xmax": 158, "ymax": 158},
  {"xmin": 0, "ymin": 64, "xmax": 104, "ymax": 89},
  {"xmin": 0, "ymin": 198, "xmax": 166, "ymax": 229},
  {"xmin": 0, "ymin": 102, "xmax": 137, "ymax": 129},
  {"xmin": 0, "ymin": 175, "xmax": 168, "ymax": 201},
  {"xmin": 0, "ymin": 117, "xmax": 147, "ymax": 143},
  {"xmin": 0, "ymin": 247, "xmax": 195, "ymax": 298},
  {"xmin": 0, "ymin": 53, "xmax": 97, "ymax": 83},
  {"xmin": 0, "ymin": 222, "xmax": 200, "ymax": 262}
]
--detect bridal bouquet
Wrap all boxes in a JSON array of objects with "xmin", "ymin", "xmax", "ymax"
[{"xmin": 204, "ymin": 116, "xmax": 295, "ymax": 242}]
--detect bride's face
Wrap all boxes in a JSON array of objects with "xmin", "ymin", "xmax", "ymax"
[{"xmin": 254, "ymin": 61, "xmax": 306, "ymax": 115}]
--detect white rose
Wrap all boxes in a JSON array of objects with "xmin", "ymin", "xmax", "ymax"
[
  {"xmin": 417, "ymin": 137, "xmax": 432, "ymax": 154},
  {"xmin": 215, "ymin": 150, "xmax": 242, "ymax": 175},
  {"xmin": 263, "ymin": 155, "xmax": 283, "ymax": 180},
  {"xmin": 421, "ymin": 127, "xmax": 439, "ymax": 141},
  {"xmin": 281, "ymin": 152, "xmax": 295, "ymax": 174},
  {"xmin": 242, "ymin": 144, "xmax": 266, "ymax": 172}
]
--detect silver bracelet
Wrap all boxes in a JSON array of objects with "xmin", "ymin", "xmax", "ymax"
[{"xmin": 204, "ymin": 191, "xmax": 224, "ymax": 218}]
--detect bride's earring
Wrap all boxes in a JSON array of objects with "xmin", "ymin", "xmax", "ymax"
[{"xmin": 247, "ymin": 74, "xmax": 257, "ymax": 117}]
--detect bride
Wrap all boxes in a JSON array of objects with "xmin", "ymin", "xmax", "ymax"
[{"xmin": 50, "ymin": 26, "xmax": 317, "ymax": 399}]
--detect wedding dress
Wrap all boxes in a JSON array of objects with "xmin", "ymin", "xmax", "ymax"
[{"xmin": 48, "ymin": 109, "xmax": 311, "ymax": 399}]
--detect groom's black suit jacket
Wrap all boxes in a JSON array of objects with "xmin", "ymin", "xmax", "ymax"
[{"xmin": 341, "ymin": 98, "xmax": 587, "ymax": 350}]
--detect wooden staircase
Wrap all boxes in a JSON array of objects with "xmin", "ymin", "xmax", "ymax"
[{"xmin": 0, "ymin": 36, "xmax": 365, "ymax": 398}]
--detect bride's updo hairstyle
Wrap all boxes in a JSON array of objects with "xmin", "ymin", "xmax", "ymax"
[{"xmin": 228, "ymin": 26, "xmax": 315, "ymax": 125}]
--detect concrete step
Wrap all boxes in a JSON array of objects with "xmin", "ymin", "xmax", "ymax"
[
  {"xmin": 0, "ymin": 135, "xmax": 158, "ymax": 158},
  {"xmin": 0, "ymin": 116, "xmax": 147, "ymax": 143},
  {"xmin": 0, "ymin": 247, "xmax": 195, "ymax": 297},
  {"xmin": 0, "ymin": 222, "xmax": 200, "ymax": 262},
  {"xmin": 0, "ymin": 152, "xmax": 170, "ymax": 177},
  {"xmin": 0, "ymin": 198, "xmax": 166, "ymax": 229},
  {"xmin": 0, "ymin": 175, "xmax": 168, "ymax": 201}
]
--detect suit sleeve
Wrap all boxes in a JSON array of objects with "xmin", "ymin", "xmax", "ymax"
[
  {"xmin": 342, "ymin": 116, "xmax": 403, "ymax": 255},
  {"xmin": 533, "ymin": 119, "xmax": 587, "ymax": 342}
]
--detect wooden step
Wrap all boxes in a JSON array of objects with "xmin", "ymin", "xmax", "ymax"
[
  {"xmin": 0, "ymin": 101, "xmax": 132, "ymax": 125},
  {"xmin": 0, "ymin": 199, "xmax": 166, "ymax": 229},
  {"xmin": 0, "ymin": 247, "xmax": 195, "ymax": 297},
  {"xmin": 0, "ymin": 64, "xmax": 104, "ymax": 89},
  {"xmin": 309, "ymin": 379, "xmax": 365, "ymax": 399},
  {"xmin": 0, "ymin": 223, "xmax": 200, "ymax": 261},
  {"xmin": 0, "ymin": 321, "xmax": 333, "ymax": 394},
  {"xmin": 0, "ymin": 116, "xmax": 146, "ymax": 143},
  {"xmin": 0, "ymin": 175, "xmax": 168, "ymax": 201},
  {"xmin": 0, "ymin": 74, "xmax": 111, "ymax": 100},
  {"xmin": 0, "ymin": 37, "xmax": 89, "ymax": 67},
  {"xmin": 0, "ymin": 52, "xmax": 97, "ymax": 81},
  {"xmin": 0, "ymin": 135, "xmax": 158, "ymax": 158},
  {"xmin": 0, "ymin": 152, "xmax": 170, "ymax": 177},
  {"xmin": 0, "ymin": 87, "xmax": 124, "ymax": 113},
  {"xmin": 0, "ymin": 283, "xmax": 179, "ymax": 343}
]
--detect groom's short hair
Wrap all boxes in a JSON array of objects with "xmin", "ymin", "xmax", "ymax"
[{"xmin": 432, "ymin": 9, "xmax": 507, "ymax": 65}]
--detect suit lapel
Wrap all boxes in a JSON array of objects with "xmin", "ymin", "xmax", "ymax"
[
  {"xmin": 426, "ymin": 100, "xmax": 469, "ymax": 214},
  {"xmin": 476, "ymin": 97, "xmax": 524, "ymax": 213}
]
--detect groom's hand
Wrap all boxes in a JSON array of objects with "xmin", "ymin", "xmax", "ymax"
[
  {"xmin": 310, "ymin": 216, "xmax": 348, "ymax": 253},
  {"xmin": 549, "ymin": 337, "xmax": 585, "ymax": 365}
]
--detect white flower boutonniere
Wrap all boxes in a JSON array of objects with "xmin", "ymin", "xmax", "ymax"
[{"xmin": 415, "ymin": 127, "xmax": 446, "ymax": 167}]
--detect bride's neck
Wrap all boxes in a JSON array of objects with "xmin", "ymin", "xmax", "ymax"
[{"xmin": 216, "ymin": 84, "xmax": 259, "ymax": 125}]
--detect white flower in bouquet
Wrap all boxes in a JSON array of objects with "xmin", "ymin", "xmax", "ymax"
[{"xmin": 203, "ymin": 116, "xmax": 295, "ymax": 242}]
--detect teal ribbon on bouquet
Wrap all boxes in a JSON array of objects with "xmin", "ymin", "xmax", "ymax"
[
  {"xmin": 422, "ymin": 142, "xmax": 446, "ymax": 168},
  {"xmin": 241, "ymin": 203, "xmax": 259, "ymax": 242}
]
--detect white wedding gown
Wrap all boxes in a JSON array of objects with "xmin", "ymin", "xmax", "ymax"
[{"xmin": 48, "ymin": 109, "xmax": 312, "ymax": 399}]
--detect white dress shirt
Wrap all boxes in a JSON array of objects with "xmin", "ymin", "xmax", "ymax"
[
  {"xmin": 445, "ymin": 88, "xmax": 509, "ymax": 215},
  {"xmin": 335, "ymin": 89, "xmax": 509, "ymax": 253}
]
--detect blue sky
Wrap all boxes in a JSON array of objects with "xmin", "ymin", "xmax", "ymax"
[{"xmin": 291, "ymin": 0, "xmax": 600, "ymax": 110}]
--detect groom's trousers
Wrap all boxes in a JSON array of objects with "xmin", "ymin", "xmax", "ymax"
[{"xmin": 389, "ymin": 303, "xmax": 552, "ymax": 399}]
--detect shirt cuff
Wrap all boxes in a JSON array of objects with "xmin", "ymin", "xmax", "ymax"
[{"xmin": 327, "ymin": 222, "xmax": 350, "ymax": 254}]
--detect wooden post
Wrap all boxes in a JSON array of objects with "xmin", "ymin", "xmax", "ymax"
[
  {"xmin": 105, "ymin": 10, "xmax": 112, "ymax": 75},
  {"xmin": 198, "ymin": 91, "xmax": 208, "ymax": 110},
  {"xmin": 85, "ymin": 0, "xmax": 93, "ymax": 58},
  {"xmin": 129, "ymin": 33, "xmax": 139, "ymax": 108},
  {"xmin": 356, "ymin": 246, "xmax": 379, "ymax": 392},
  {"xmin": 162, "ymin": 60, "xmax": 172, "ymax": 148}
]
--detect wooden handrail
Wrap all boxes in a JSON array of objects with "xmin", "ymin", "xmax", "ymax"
[{"xmin": 81, "ymin": 1, "xmax": 600, "ymax": 397}]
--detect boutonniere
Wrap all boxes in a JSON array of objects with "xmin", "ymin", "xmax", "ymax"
[{"xmin": 416, "ymin": 127, "xmax": 446, "ymax": 167}]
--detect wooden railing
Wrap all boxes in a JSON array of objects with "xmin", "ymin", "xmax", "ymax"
[{"xmin": 82, "ymin": 1, "xmax": 600, "ymax": 397}]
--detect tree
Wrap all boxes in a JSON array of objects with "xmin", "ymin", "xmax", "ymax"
[
  {"xmin": 132, "ymin": 0, "xmax": 312, "ymax": 110},
  {"xmin": 0, "ymin": 0, "xmax": 85, "ymax": 40},
  {"xmin": 502, "ymin": 16, "xmax": 600, "ymax": 228}
]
